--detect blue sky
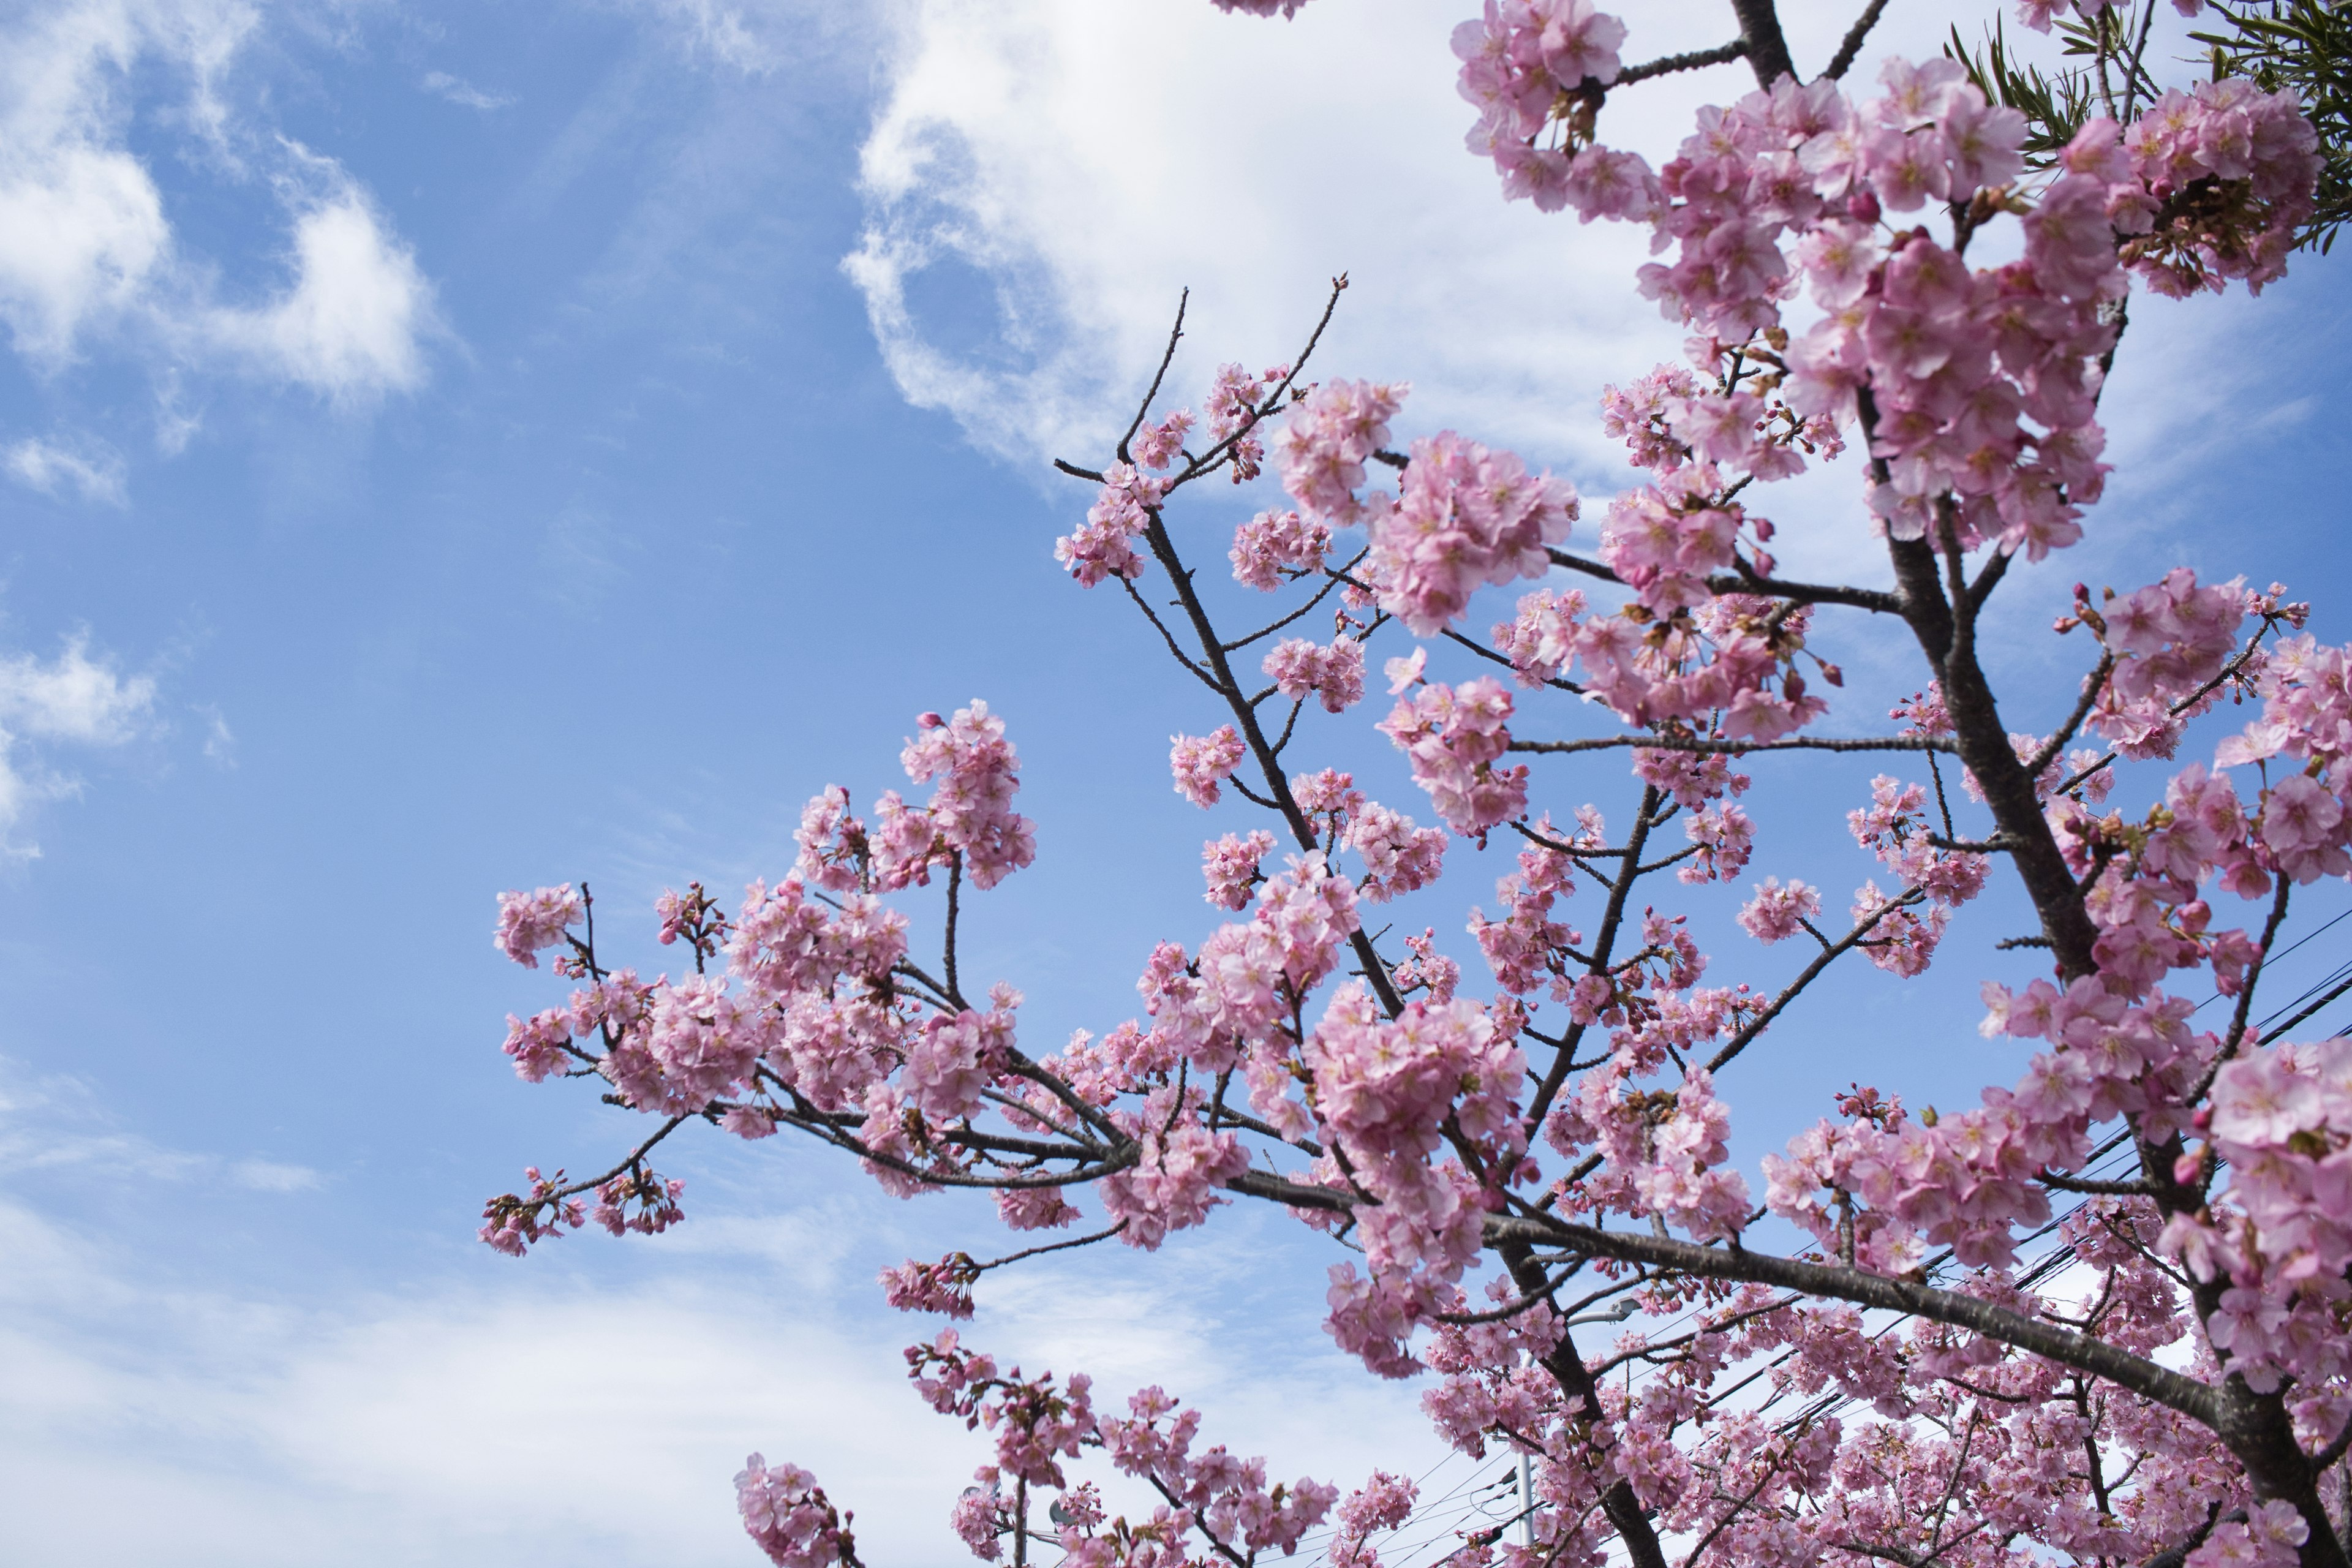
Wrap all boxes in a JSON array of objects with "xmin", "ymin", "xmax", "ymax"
[{"xmin": 2, "ymin": 1, "xmax": 2350, "ymax": 1564}]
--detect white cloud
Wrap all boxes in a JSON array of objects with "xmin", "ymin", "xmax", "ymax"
[
  {"xmin": 0, "ymin": 636, "xmax": 155, "ymax": 850},
  {"xmin": 0, "ymin": 141, "xmax": 170, "ymax": 360},
  {"xmin": 0, "ymin": 636, "xmax": 151, "ymax": 744},
  {"xmin": 622, "ymin": 0, "xmax": 872, "ymax": 73},
  {"xmin": 0, "ymin": 1058, "xmax": 1441, "ymax": 1566},
  {"xmin": 208, "ymin": 170, "xmax": 437, "ymax": 399},
  {"xmin": 0, "ymin": 0, "xmax": 437, "ymax": 405},
  {"xmin": 421, "ymin": 70, "xmax": 513, "ymax": 111},
  {"xmin": 846, "ymin": 0, "xmax": 1809, "ymax": 471},
  {"xmin": 0, "ymin": 1178, "xmax": 1439, "ymax": 1567},
  {"xmin": 0, "ymin": 0, "xmax": 253, "ymax": 360},
  {"xmin": 5, "ymin": 433, "xmax": 126, "ymax": 504},
  {"xmin": 845, "ymin": 0, "xmax": 2289, "ymax": 595}
]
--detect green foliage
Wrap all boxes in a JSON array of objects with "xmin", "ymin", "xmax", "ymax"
[
  {"xmin": 2196, "ymin": 1, "xmax": 2352, "ymax": 252},
  {"xmin": 1947, "ymin": 1, "xmax": 2350, "ymax": 254},
  {"xmin": 1947, "ymin": 18, "xmax": 2100, "ymax": 166}
]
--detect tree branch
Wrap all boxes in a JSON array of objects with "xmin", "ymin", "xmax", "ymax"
[
  {"xmin": 1824, "ymin": 0, "xmax": 1891, "ymax": 80},
  {"xmin": 1618, "ymin": 39, "xmax": 1748, "ymax": 86}
]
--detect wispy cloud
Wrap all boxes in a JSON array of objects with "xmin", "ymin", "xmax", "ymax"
[
  {"xmin": 622, "ymin": 0, "xmax": 873, "ymax": 74},
  {"xmin": 0, "ymin": 1057, "xmax": 315, "ymax": 1190},
  {"xmin": 0, "ymin": 1177, "xmax": 1435, "ymax": 1566},
  {"xmin": 197, "ymin": 703, "xmax": 235, "ymax": 766},
  {"xmin": 5, "ymin": 434, "xmax": 126, "ymax": 504},
  {"xmin": 0, "ymin": 636, "xmax": 156, "ymax": 851},
  {"xmin": 421, "ymin": 70, "xmax": 512, "ymax": 111}
]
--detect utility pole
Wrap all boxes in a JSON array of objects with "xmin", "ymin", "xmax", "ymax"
[{"xmin": 1520, "ymin": 1452, "xmax": 1535, "ymax": 1548}]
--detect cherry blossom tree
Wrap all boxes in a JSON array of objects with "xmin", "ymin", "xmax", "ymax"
[{"xmin": 480, "ymin": 3, "xmax": 2352, "ymax": 1566}]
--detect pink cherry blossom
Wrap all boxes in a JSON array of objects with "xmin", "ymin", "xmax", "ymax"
[
  {"xmin": 1169, "ymin": 725, "xmax": 1247, "ymax": 808},
  {"xmin": 495, "ymin": 884, "xmax": 581, "ymax": 968}
]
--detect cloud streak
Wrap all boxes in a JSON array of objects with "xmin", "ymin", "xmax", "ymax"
[
  {"xmin": 5, "ymin": 433, "xmax": 126, "ymax": 503},
  {"xmin": 421, "ymin": 70, "xmax": 513, "ymax": 111}
]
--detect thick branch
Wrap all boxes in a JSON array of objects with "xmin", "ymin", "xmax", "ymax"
[
  {"xmin": 1823, "ymin": 0, "xmax": 1891, "ymax": 80},
  {"xmin": 1727, "ymin": 0, "xmax": 1799, "ymax": 86},
  {"xmin": 1487, "ymin": 1214, "xmax": 2218, "ymax": 1424},
  {"xmin": 1544, "ymin": 546, "xmax": 1905, "ymax": 616},
  {"xmin": 1512, "ymin": 733, "xmax": 1957, "ymax": 758}
]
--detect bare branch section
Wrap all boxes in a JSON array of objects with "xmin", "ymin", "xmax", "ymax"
[
  {"xmin": 1510, "ymin": 733, "xmax": 1959, "ymax": 757},
  {"xmin": 1491, "ymin": 1215, "xmax": 2220, "ymax": 1423},
  {"xmin": 1824, "ymin": 0, "xmax": 1892, "ymax": 80},
  {"xmin": 1545, "ymin": 545, "xmax": 1907, "ymax": 616},
  {"xmin": 1618, "ymin": 39, "xmax": 1748, "ymax": 86}
]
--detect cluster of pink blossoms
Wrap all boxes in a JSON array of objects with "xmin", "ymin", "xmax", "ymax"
[
  {"xmin": 894, "ymin": 702, "xmax": 1038, "ymax": 891},
  {"xmin": 1746, "ymin": 600, "xmax": 2352, "ymax": 1292},
  {"xmin": 1341, "ymin": 801, "xmax": 1446, "ymax": 902},
  {"xmin": 1449, "ymin": 37, "xmax": 2313, "ymax": 575},
  {"xmin": 1057, "ymin": 464, "xmax": 1167, "ymax": 587},
  {"xmin": 1679, "ymin": 797, "xmax": 1754, "ymax": 885},
  {"xmin": 1169, "ymin": 725, "xmax": 1247, "ymax": 807},
  {"xmin": 1843, "ymin": 772, "xmax": 1992, "ymax": 974},
  {"xmin": 1736, "ymin": 875, "xmax": 1820, "ymax": 944},
  {"xmin": 1553, "ymin": 1059, "xmax": 1752, "ymax": 1243},
  {"xmin": 1201, "ymin": 361, "xmax": 1292, "ymax": 483},
  {"xmin": 1274, "ymin": 377, "xmax": 1403, "ymax": 526},
  {"xmin": 494, "ymin": 884, "xmax": 581, "ymax": 968},
  {"xmin": 1529, "ymin": 587, "xmax": 1829, "ymax": 741},
  {"xmin": 1061, "ymin": 852, "xmax": 1366, "ymax": 1207},
  {"xmin": 2184, "ymin": 1044, "xmax": 2352, "ymax": 1354},
  {"xmin": 2085, "ymin": 569, "xmax": 2253, "ymax": 756},
  {"xmin": 1270, "ymin": 380, "xmax": 1572, "ymax": 642},
  {"xmin": 737, "ymin": 1456, "xmax": 857, "ymax": 1568},
  {"xmin": 1453, "ymin": 1, "xmax": 1649, "ymax": 215},
  {"xmin": 1200, "ymin": 829, "xmax": 1275, "ymax": 910},
  {"xmin": 1470, "ymin": 818, "xmax": 1591, "ymax": 998},
  {"xmin": 1361, "ymin": 432, "xmax": 1578, "ymax": 637},
  {"xmin": 1228, "ymin": 507, "xmax": 1329, "ymax": 590},
  {"xmin": 1376, "ymin": 675, "xmax": 1527, "ymax": 837},
  {"xmin": 481, "ymin": 706, "xmax": 1062, "ymax": 1243},
  {"xmin": 2124, "ymin": 77, "xmax": 2321, "ymax": 297},
  {"xmin": 1327, "ymin": 1470, "xmax": 1417, "ymax": 1568},
  {"xmin": 1131, "ymin": 409, "xmax": 1193, "ymax": 470},
  {"xmin": 1262, "ymin": 635, "xmax": 1365, "ymax": 713},
  {"xmin": 898, "ymin": 1332, "xmax": 1337, "ymax": 1567},
  {"xmin": 1490, "ymin": 585, "xmax": 1588, "ymax": 685},
  {"xmin": 1312, "ymin": 982, "xmax": 1528, "ymax": 1375},
  {"xmin": 1096, "ymin": 1087, "xmax": 1253, "ymax": 1250}
]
